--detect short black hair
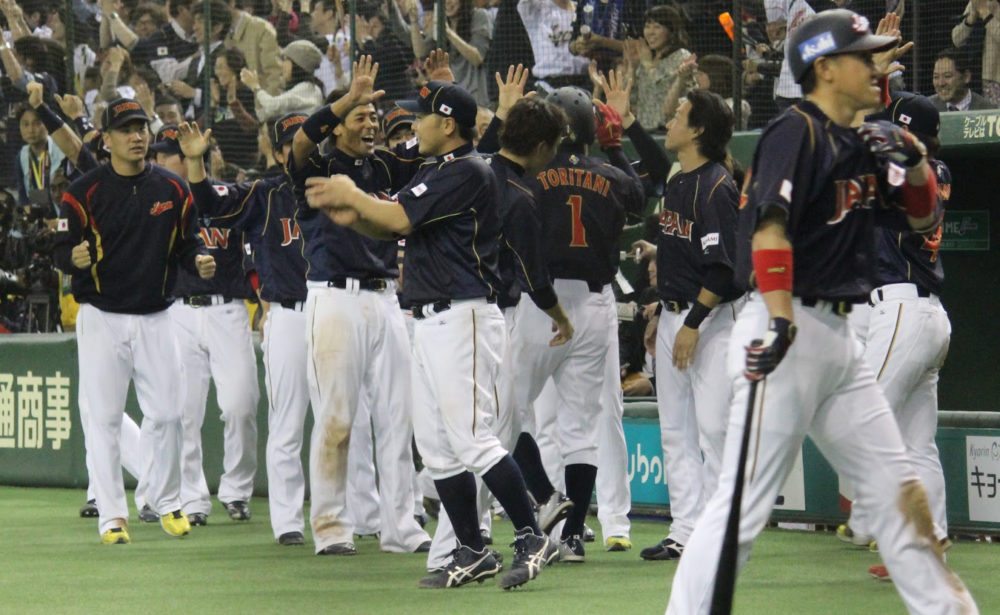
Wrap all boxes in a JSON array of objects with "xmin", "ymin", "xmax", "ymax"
[
  {"xmin": 170, "ymin": 0, "xmax": 195, "ymax": 18},
  {"xmin": 193, "ymin": 0, "xmax": 233, "ymax": 36},
  {"xmin": 685, "ymin": 89, "xmax": 733, "ymax": 164},
  {"xmin": 458, "ymin": 122, "xmax": 476, "ymax": 142},
  {"xmin": 800, "ymin": 66, "xmax": 817, "ymax": 95},
  {"xmin": 935, "ymin": 47, "xmax": 970, "ymax": 75},
  {"xmin": 499, "ymin": 98, "xmax": 567, "ymax": 156}
]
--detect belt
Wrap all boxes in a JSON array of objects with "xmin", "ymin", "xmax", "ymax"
[
  {"xmin": 327, "ymin": 276, "xmax": 389, "ymax": 292},
  {"xmin": 800, "ymin": 297, "xmax": 855, "ymax": 316},
  {"xmin": 278, "ymin": 299, "xmax": 306, "ymax": 311},
  {"xmin": 868, "ymin": 283, "xmax": 932, "ymax": 306},
  {"xmin": 661, "ymin": 299, "xmax": 690, "ymax": 314},
  {"xmin": 412, "ymin": 296, "xmax": 496, "ymax": 320},
  {"xmin": 182, "ymin": 294, "xmax": 233, "ymax": 307}
]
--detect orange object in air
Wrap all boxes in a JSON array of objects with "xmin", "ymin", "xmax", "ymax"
[{"xmin": 719, "ymin": 12, "xmax": 735, "ymax": 40}]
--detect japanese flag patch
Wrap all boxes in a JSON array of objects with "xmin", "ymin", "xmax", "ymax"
[
  {"xmin": 439, "ymin": 104, "xmax": 453, "ymax": 116},
  {"xmin": 411, "ymin": 183, "xmax": 428, "ymax": 197},
  {"xmin": 779, "ymin": 179, "xmax": 794, "ymax": 203},
  {"xmin": 405, "ymin": 136, "xmax": 419, "ymax": 149},
  {"xmin": 214, "ymin": 185, "xmax": 230, "ymax": 197},
  {"xmin": 57, "ymin": 218, "xmax": 68, "ymax": 232}
]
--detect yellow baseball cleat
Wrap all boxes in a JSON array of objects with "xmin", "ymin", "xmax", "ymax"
[
  {"xmin": 605, "ymin": 536, "xmax": 632, "ymax": 552},
  {"xmin": 101, "ymin": 526, "xmax": 130, "ymax": 545},
  {"xmin": 160, "ymin": 510, "xmax": 192, "ymax": 537}
]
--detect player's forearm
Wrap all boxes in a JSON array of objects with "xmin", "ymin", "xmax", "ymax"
[
  {"xmin": 351, "ymin": 193, "xmax": 413, "ymax": 236},
  {"xmin": 903, "ymin": 161, "xmax": 939, "ymax": 232},
  {"xmin": 186, "ymin": 156, "xmax": 208, "ymax": 185},
  {"xmin": 751, "ymin": 217, "xmax": 794, "ymax": 321},
  {"xmin": 446, "ymin": 30, "xmax": 484, "ymax": 66},
  {"xmin": 542, "ymin": 300, "xmax": 569, "ymax": 326}
]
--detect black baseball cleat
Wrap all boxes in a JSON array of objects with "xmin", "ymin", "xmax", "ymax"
[
  {"xmin": 536, "ymin": 491, "xmax": 573, "ymax": 535},
  {"xmin": 557, "ymin": 534, "xmax": 586, "ymax": 563},
  {"xmin": 640, "ymin": 537, "xmax": 685, "ymax": 561},
  {"xmin": 188, "ymin": 512, "xmax": 208, "ymax": 526},
  {"xmin": 222, "ymin": 500, "xmax": 251, "ymax": 521},
  {"xmin": 317, "ymin": 542, "xmax": 357, "ymax": 555},
  {"xmin": 418, "ymin": 546, "xmax": 501, "ymax": 589},
  {"xmin": 278, "ymin": 531, "xmax": 305, "ymax": 546},
  {"xmin": 414, "ymin": 540, "xmax": 432, "ymax": 553},
  {"xmin": 498, "ymin": 529, "xmax": 557, "ymax": 590},
  {"xmin": 138, "ymin": 504, "xmax": 159, "ymax": 523},
  {"xmin": 80, "ymin": 499, "xmax": 98, "ymax": 518}
]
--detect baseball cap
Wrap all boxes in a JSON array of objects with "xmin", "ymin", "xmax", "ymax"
[
  {"xmin": 787, "ymin": 9, "xmax": 898, "ymax": 83},
  {"xmin": 382, "ymin": 106, "xmax": 416, "ymax": 139},
  {"xmin": 282, "ymin": 40, "xmax": 323, "ymax": 73},
  {"xmin": 888, "ymin": 94, "xmax": 940, "ymax": 137},
  {"xmin": 102, "ymin": 97, "xmax": 150, "ymax": 130},
  {"xmin": 397, "ymin": 81, "xmax": 477, "ymax": 129},
  {"xmin": 149, "ymin": 125, "xmax": 181, "ymax": 155},
  {"xmin": 271, "ymin": 112, "xmax": 308, "ymax": 147}
]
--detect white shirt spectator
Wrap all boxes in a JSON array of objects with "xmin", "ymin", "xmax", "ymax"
[
  {"xmin": 765, "ymin": 0, "xmax": 814, "ymax": 100},
  {"xmin": 517, "ymin": 0, "xmax": 588, "ymax": 80}
]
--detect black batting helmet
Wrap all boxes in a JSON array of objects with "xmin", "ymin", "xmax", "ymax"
[
  {"xmin": 545, "ymin": 86, "xmax": 595, "ymax": 146},
  {"xmin": 786, "ymin": 9, "xmax": 897, "ymax": 84}
]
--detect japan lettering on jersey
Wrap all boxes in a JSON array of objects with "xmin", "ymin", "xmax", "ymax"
[
  {"xmin": 280, "ymin": 218, "xmax": 302, "ymax": 247},
  {"xmin": 660, "ymin": 209, "xmax": 693, "ymax": 240},
  {"xmin": 199, "ymin": 226, "xmax": 231, "ymax": 250}
]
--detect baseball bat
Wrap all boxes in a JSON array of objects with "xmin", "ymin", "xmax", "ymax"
[{"xmin": 708, "ymin": 377, "xmax": 759, "ymax": 615}]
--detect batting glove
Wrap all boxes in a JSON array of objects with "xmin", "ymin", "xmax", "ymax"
[
  {"xmin": 858, "ymin": 120, "xmax": 927, "ymax": 168},
  {"xmin": 744, "ymin": 317, "xmax": 797, "ymax": 381},
  {"xmin": 594, "ymin": 101, "xmax": 623, "ymax": 150}
]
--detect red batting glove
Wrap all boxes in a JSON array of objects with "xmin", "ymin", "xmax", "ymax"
[{"xmin": 594, "ymin": 101, "xmax": 623, "ymax": 150}]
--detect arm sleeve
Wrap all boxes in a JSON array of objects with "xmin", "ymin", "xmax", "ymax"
[
  {"xmin": 398, "ymin": 164, "xmax": 479, "ymax": 228},
  {"xmin": 742, "ymin": 113, "xmax": 816, "ymax": 234},
  {"xmin": 503, "ymin": 189, "xmax": 555, "ymax": 302},
  {"xmin": 377, "ymin": 139, "xmax": 426, "ymax": 193},
  {"xmin": 469, "ymin": 9, "xmax": 493, "ymax": 57},
  {"xmin": 257, "ymin": 26, "xmax": 285, "ymax": 95},
  {"xmin": 696, "ymin": 174, "xmax": 740, "ymax": 270},
  {"xmin": 952, "ymin": 2, "xmax": 975, "ymax": 47},
  {"xmin": 174, "ymin": 184, "xmax": 208, "ymax": 275},
  {"xmin": 255, "ymin": 83, "xmax": 323, "ymax": 122},
  {"xmin": 477, "ymin": 115, "xmax": 503, "ymax": 154},
  {"xmin": 190, "ymin": 178, "xmax": 261, "ymax": 232},
  {"xmin": 51, "ymin": 188, "xmax": 88, "ymax": 275},
  {"xmin": 624, "ymin": 120, "xmax": 671, "ymax": 196},
  {"xmin": 603, "ymin": 154, "xmax": 645, "ymax": 221},
  {"xmin": 14, "ymin": 156, "xmax": 28, "ymax": 207}
]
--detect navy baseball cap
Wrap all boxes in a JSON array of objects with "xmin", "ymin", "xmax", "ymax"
[
  {"xmin": 787, "ymin": 9, "xmax": 898, "ymax": 83},
  {"xmin": 888, "ymin": 94, "xmax": 940, "ymax": 137},
  {"xmin": 382, "ymin": 106, "xmax": 416, "ymax": 139},
  {"xmin": 271, "ymin": 112, "xmax": 308, "ymax": 147},
  {"xmin": 397, "ymin": 81, "xmax": 477, "ymax": 129},
  {"xmin": 149, "ymin": 125, "xmax": 181, "ymax": 155},
  {"xmin": 102, "ymin": 97, "xmax": 150, "ymax": 130}
]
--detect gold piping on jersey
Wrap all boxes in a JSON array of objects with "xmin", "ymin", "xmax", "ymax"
[
  {"xmin": 471, "ymin": 309, "xmax": 478, "ymax": 437},
  {"xmin": 877, "ymin": 304, "xmax": 904, "ymax": 381},
  {"xmin": 163, "ymin": 227, "xmax": 176, "ymax": 296},
  {"xmin": 748, "ymin": 378, "xmax": 767, "ymax": 484},
  {"xmin": 790, "ymin": 105, "xmax": 816, "ymax": 152},
  {"xmin": 469, "ymin": 209, "xmax": 495, "ymax": 297},
  {"xmin": 702, "ymin": 174, "xmax": 730, "ymax": 224},
  {"xmin": 504, "ymin": 237, "xmax": 536, "ymax": 292},
  {"xmin": 209, "ymin": 180, "xmax": 259, "ymax": 221},
  {"xmin": 691, "ymin": 174, "xmax": 701, "ymax": 222}
]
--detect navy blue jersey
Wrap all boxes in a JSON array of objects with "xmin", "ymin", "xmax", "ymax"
[
  {"xmin": 872, "ymin": 158, "xmax": 950, "ymax": 295},
  {"xmin": 656, "ymin": 161, "xmax": 742, "ymax": 302},
  {"xmin": 486, "ymin": 154, "xmax": 555, "ymax": 309},
  {"xmin": 529, "ymin": 149, "xmax": 643, "ymax": 285},
  {"xmin": 171, "ymin": 219, "xmax": 255, "ymax": 299},
  {"xmin": 288, "ymin": 139, "xmax": 423, "ymax": 282},
  {"xmin": 52, "ymin": 163, "xmax": 205, "ymax": 314},
  {"xmin": 191, "ymin": 175, "xmax": 308, "ymax": 302},
  {"xmin": 736, "ymin": 101, "xmax": 906, "ymax": 299},
  {"xmin": 397, "ymin": 143, "xmax": 502, "ymax": 303}
]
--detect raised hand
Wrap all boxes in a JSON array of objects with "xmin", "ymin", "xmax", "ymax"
[
  {"xmin": 54, "ymin": 93, "xmax": 85, "ymax": 120},
  {"xmin": 872, "ymin": 12, "xmax": 912, "ymax": 77},
  {"xmin": 134, "ymin": 81, "xmax": 155, "ymax": 115},
  {"xmin": 177, "ymin": 122, "xmax": 213, "ymax": 159},
  {"xmin": 594, "ymin": 100, "xmax": 623, "ymax": 149},
  {"xmin": 26, "ymin": 81, "xmax": 43, "ymax": 108},
  {"xmin": 494, "ymin": 63, "xmax": 531, "ymax": 117},
  {"xmin": 424, "ymin": 48, "xmax": 455, "ymax": 83},
  {"xmin": 600, "ymin": 67, "xmax": 634, "ymax": 128},
  {"xmin": 347, "ymin": 55, "xmax": 384, "ymax": 106},
  {"xmin": 240, "ymin": 68, "xmax": 261, "ymax": 91}
]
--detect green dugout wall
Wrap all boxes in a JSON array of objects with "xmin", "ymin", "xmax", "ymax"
[{"xmin": 1, "ymin": 110, "xmax": 998, "ymax": 531}]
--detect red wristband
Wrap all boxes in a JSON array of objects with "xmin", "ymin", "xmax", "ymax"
[
  {"xmin": 901, "ymin": 171, "xmax": 937, "ymax": 220},
  {"xmin": 248, "ymin": 270, "xmax": 260, "ymax": 292},
  {"xmin": 752, "ymin": 248, "xmax": 793, "ymax": 293},
  {"xmin": 878, "ymin": 75, "xmax": 891, "ymax": 109}
]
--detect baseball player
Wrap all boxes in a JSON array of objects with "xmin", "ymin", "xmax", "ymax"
[
  {"xmin": 174, "ymin": 114, "xmax": 312, "ymax": 545},
  {"xmin": 839, "ymin": 93, "xmax": 954, "ymax": 581},
  {"xmin": 152, "ymin": 125, "xmax": 261, "ymax": 526},
  {"xmin": 304, "ymin": 78, "xmax": 557, "ymax": 590},
  {"xmin": 52, "ymin": 97, "xmax": 210, "ymax": 544},
  {"xmin": 22, "ymin": 82, "xmax": 155, "ymax": 523},
  {"xmin": 286, "ymin": 56, "xmax": 430, "ymax": 556},
  {"xmin": 382, "ymin": 106, "xmax": 416, "ymax": 148},
  {"xmin": 664, "ymin": 10, "xmax": 978, "ymax": 614},
  {"xmin": 497, "ymin": 85, "xmax": 643, "ymax": 563},
  {"xmin": 631, "ymin": 88, "xmax": 744, "ymax": 561}
]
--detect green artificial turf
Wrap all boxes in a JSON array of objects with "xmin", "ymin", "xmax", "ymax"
[{"xmin": 0, "ymin": 486, "xmax": 995, "ymax": 614}]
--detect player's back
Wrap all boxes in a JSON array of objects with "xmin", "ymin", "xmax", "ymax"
[{"xmin": 529, "ymin": 150, "xmax": 638, "ymax": 285}]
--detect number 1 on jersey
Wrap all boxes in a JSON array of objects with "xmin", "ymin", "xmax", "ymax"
[{"xmin": 566, "ymin": 195, "xmax": 588, "ymax": 247}]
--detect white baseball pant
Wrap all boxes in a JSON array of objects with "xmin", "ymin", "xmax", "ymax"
[
  {"xmin": 665, "ymin": 296, "xmax": 977, "ymax": 615},
  {"xmin": 82, "ymin": 397, "xmax": 146, "ymax": 510},
  {"xmin": 75, "ymin": 304, "xmax": 183, "ymax": 535},
  {"xmin": 654, "ymin": 301, "xmax": 739, "ymax": 545},
  {"xmin": 845, "ymin": 284, "xmax": 952, "ymax": 543},
  {"xmin": 170, "ymin": 300, "xmax": 259, "ymax": 515},
  {"xmin": 262, "ymin": 302, "xmax": 309, "ymax": 539},
  {"xmin": 306, "ymin": 281, "xmax": 428, "ymax": 553}
]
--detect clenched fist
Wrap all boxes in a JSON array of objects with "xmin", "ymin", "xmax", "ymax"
[
  {"xmin": 72, "ymin": 240, "xmax": 92, "ymax": 269},
  {"xmin": 196, "ymin": 254, "xmax": 216, "ymax": 279}
]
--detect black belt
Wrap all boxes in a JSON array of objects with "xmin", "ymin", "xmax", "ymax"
[
  {"xmin": 327, "ymin": 276, "xmax": 388, "ymax": 291},
  {"xmin": 279, "ymin": 299, "xmax": 306, "ymax": 311},
  {"xmin": 868, "ymin": 285, "xmax": 930, "ymax": 306},
  {"xmin": 412, "ymin": 296, "xmax": 496, "ymax": 320},
  {"xmin": 182, "ymin": 295, "xmax": 234, "ymax": 307},
  {"xmin": 661, "ymin": 299, "xmax": 690, "ymax": 314},
  {"xmin": 800, "ymin": 297, "xmax": 855, "ymax": 316}
]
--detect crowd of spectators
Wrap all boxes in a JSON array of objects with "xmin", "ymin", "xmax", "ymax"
[{"xmin": 0, "ymin": 0, "xmax": 997, "ymax": 333}]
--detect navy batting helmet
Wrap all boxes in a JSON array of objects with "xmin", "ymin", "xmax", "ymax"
[
  {"xmin": 786, "ymin": 9, "xmax": 897, "ymax": 84},
  {"xmin": 546, "ymin": 87, "xmax": 595, "ymax": 146}
]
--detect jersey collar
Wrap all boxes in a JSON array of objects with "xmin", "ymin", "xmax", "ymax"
[
  {"xmin": 437, "ymin": 142, "xmax": 475, "ymax": 163},
  {"xmin": 493, "ymin": 153, "xmax": 525, "ymax": 176}
]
